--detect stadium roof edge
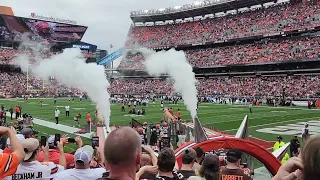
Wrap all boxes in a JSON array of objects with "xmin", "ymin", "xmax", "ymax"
[{"xmin": 130, "ymin": 0, "xmax": 276, "ymax": 23}]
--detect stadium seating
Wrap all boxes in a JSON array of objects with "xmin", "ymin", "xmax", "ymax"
[
  {"xmin": 126, "ymin": 2, "xmax": 320, "ymax": 48},
  {"xmin": 119, "ymin": 36, "xmax": 320, "ymax": 69},
  {"xmin": 109, "ymin": 76, "xmax": 320, "ymax": 98}
]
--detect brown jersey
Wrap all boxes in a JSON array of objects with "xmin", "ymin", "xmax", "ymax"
[{"xmin": 220, "ymin": 168, "xmax": 252, "ymax": 180}]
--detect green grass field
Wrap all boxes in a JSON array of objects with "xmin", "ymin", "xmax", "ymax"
[{"xmin": 2, "ymin": 98, "xmax": 320, "ymax": 144}]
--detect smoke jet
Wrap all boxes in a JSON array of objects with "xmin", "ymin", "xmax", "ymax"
[
  {"xmin": 13, "ymin": 48, "xmax": 111, "ymax": 127},
  {"xmin": 140, "ymin": 48, "xmax": 198, "ymax": 118}
]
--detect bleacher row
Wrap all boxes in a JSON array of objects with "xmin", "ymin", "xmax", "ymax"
[
  {"xmin": 125, "ymin": 2, "xmax": 320, "ymax": 48},
  {"xmin": 119, "ymin": 35, "xmax": 320, "ymax": 70},
  {"xmin": 0, "ymin": 68, "xmax": 318, "ymax": 98}
]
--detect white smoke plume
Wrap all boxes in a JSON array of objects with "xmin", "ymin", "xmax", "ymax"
[
  {"xmin": 140, "ymin": 48, "xmax": 198, "ymax": 118},
  {"xmin": 13, "ymin": 48, "xmax": 111, "ymax": 127}
]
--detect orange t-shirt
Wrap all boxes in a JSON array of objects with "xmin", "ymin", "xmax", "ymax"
[
  {"xmin": 15, "ymin": 107, "xmax": 20, "ymax": 113},
  {"xmin": 37, "ymin": 149, "xmax": 74, "ymax": 168},
  {"xmin": 0, "ymin": 153, "xmax": 19, "ymax": 179},
  {"xmin": 86, "ymin": 113, "xmax": 91, "ymax": 122},
  {"xmin": 177, "ymin": 111, "xmax": 181, "ymax": 118}
]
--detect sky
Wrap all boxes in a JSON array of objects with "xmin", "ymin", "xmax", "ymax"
[{"xmin": 1, "ymin": 0, "xmax": 196, "ymax": 51}]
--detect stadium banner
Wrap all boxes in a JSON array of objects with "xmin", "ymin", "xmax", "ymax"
[
  {"xmin": 97, "ymin": 48, "xmax": 125, "ymax": 65},
  {"xmin": 71, "ymin": 41, "xmax": 97, "ymax": 51},
  {"xmin": 0, "ymin": 14, "xmax": 87, "ymax": 44}
]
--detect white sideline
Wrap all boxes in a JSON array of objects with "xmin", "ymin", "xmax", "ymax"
[{"xmin": 5, "ymin": 112, "xmax": 93, "ymax": 138}]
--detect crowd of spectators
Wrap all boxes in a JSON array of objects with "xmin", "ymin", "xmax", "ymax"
[
  {"xmin": 119, "ymin": 36, "xmax": 320, "ymax": 70},
  {"xmin": 54, "ymin": 26, "xmax": 87, "ymax": 33},
  {"xmin": 126, "ymin": 1, "xmax": 320, "ymax": 48},
  {"xmin": 0, "ymin": 48, "xmax": 92, "ymax": 65},
  {"xmin": 109, "ymin": 76, "xmax": 320, "ymax": 98},
  {"xmin": 0, "ymin": 72, "xmax": 81, "ymax": 98},
  {"xmin": 0, "ymin": 71, "xmax": 318, "ymax": 98},
  {"xmin": 1, "ymin": 125, "xmax": 320, "ymax": 180}
]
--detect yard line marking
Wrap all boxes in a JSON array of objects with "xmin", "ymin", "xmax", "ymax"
[
  {"xmin": 224, "ymin": 117, "xmax": 320, "ymax": 132},
  {"xmin": 5, "ymin": 112, "xmax": 93, "ymax": 139}
]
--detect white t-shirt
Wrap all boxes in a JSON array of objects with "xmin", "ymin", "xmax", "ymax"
[
  {"xmin": 302, "ymin": 127, "xmax": 309, "ymax": 136},
  {"xmin": 52, "ymin": 168, "xmax": 105, "ymax": 180},
  {"xmin": 65, "ymin": 106, "xmax": 70, "ymax": 111},
  {"xmin": 4, "ymin": 161, "xmax": 64, "ymax": 180},
  {"xmin": 55, "ymin": 110, "xmax": 60, "ymax": 117}
]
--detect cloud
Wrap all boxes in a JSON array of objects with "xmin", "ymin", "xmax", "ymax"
[{"xmin": 1, "ymin": 0, "xmax": 196, "ymax": 51}]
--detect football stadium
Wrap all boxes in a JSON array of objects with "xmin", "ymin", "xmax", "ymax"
[{"xmin": 0, "ymin": 0, "xmax": 320, "ymax": 179}]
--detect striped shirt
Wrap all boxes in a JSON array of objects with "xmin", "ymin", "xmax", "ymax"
[{"xmin": 0, "ymin": 153, "xmax": 19, "ymax": 179}]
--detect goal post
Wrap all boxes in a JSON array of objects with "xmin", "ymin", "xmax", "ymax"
[{"xmin": 26, "ymin": 69, "xmax": 45, "ymax": 93}]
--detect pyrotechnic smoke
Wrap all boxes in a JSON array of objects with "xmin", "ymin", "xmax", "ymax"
[
  {"xmin": 13, "ymin": 48, "xmax": 111, "ymax": 127},
  {"xmin": 140, "ymin": 48, "xmax": 198, "ymax": 118}
]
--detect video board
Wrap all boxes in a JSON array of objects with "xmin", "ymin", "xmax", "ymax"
[{"xmin": 0, "ymin": 14, "xmax": 87, "ymax": 44}]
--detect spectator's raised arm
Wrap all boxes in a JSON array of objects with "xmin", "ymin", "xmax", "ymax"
[
  {"xmin": 6, "ymin": 127, "xmax": 25, "ymax": 162},
  {"xmin": 0, "ymin": 126, "xmax": 23, "ymax": 179},
  {"xmin": 57, "ymin": 141, "xmax": 67, "ymax": 169}
]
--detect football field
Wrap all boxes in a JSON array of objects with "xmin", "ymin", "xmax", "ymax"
[{"xmin": 2, "ymin": 98, "xmax": 320, "ymax": 152}]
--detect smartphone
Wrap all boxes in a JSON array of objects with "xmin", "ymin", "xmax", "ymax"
[
  {"xmin": 40, "ymin": 136, "xmax": 47, "ymax": 147},
  {"xmin": 67, "ymin": 138, "xmax": 75, "ymax": 143},
  {"xmin": 92, "ymin": 136, "xmax": 99, "ymax": 148},
  {"xmin": 54, "ymin": 134, "xmax": 61, "ymax": 146}
]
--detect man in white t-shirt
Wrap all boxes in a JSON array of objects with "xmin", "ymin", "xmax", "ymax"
[
  {"xmin": 65, "ymin": 105, "xmax": 70, "ymax": 118},
  {"xmin": 4, "ymin": 138, "xmax": 65, "ymax": 180},
  {"xmin": 302, "ymin": 123, "xmax": 310, "ymax": 142},
  {"xmin": 55, "ymin": 108, "xmax": 60, "ymax": 124},
  {"xmin": 53, "ymin": 145, "xmax": 105, "ymax": 180}
]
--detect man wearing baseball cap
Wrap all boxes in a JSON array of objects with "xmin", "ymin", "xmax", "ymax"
[
  {"xmin": 52, "ymin": 145, "xmax": 105, "ymax": 180},
  {"xmin": 220, "ymin": 148, "xmax": 252, "ymax": 180},
  {"xmin": 20, "ymin": 128, "xmax": 36, "ymax": 139},
  {"xmin": 3, "ymin": 138, "xmax": 65, "ymax": 180},
  {"xmin": 273, "ymin": 136, "xmax": 285, "ymax": 151}
]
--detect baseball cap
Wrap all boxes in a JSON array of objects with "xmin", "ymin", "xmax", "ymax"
[
  {"xmin": 182, "ymin": 148, "xmax": 196, "ymax": 164},
  {"xmin": 20, "ymin": 128, "xmax": 36, "ymax": 137},
  {"xmin": 277, "ymin": 136, "xmax": 283, "ymax": 140},
  {"xmin": 226, "ymin": 148, "xmax": 242, "ymax": 163},
  {"xmin": 202, "ymin": 154, "xmax": 220, "ymax": 171},
  {"xmin": 22, "ymin": 138, "xmax": 39, "ymax": 161},
  {"xmin": 74, "ymin": 145, "xmax": 94, "ymax": 164},
  {"xmin": 7, "ymin": 134, "xmax": 25, "ymax": 150}
]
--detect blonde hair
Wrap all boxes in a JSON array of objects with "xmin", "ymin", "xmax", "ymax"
[{"xmin": 301, "ymin": 136, "xmax": 320, "ymax": 180}]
